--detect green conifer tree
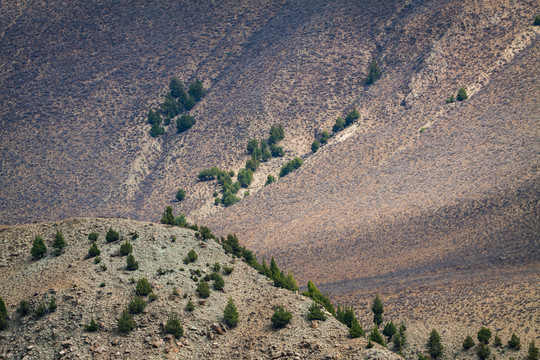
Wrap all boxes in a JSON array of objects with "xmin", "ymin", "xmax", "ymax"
[
  {"xmin": 371, "ymin": 294, "xmax": 384, "ymax": 326},
  {"xmin": 161, "ymin": 206, "xmax": 175, "ymax": 225},
  {"xmin": 223, "ymin": 297, "xmax": 239, "ymax": 326},
  {"xmin": 31, "ymin": 235, "xmax": 47, "ymax": 259},
  {"xmin": 427, "ymin": 329, "xmax": 444, "ymax": 359}
]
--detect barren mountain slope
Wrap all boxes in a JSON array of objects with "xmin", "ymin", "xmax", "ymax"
[{"xmin": 0, "ymin": 218, "xmax": 401, "ymax": 360}]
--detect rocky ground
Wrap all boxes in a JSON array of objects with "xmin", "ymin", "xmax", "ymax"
[{"xmin": 0, "ymin": 218, "xmax": 401, "ymax": 360}]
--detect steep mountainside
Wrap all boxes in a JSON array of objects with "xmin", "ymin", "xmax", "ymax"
[{"xmin": 0, "ymin": 218, "xmax": 401, "ymax": 360}]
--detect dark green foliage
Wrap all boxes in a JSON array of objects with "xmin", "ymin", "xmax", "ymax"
[
  {"xmin": 197, "ymin": 281, "xmax": 210, "ymax": 298},
  {"xmin": 161, "ymin": 206, "xmax": 175, "ymax": 225},
  {"xmin": 94, "ymin": 256, "xmax": 101, "ymax": 264},
  {"xmin": 344, "ymin": 106, "xmax": 361, "ymax": 126},
  {"xmin": 271, "ymin": 305, "xmax": 292, "ymax": 328},
  {"xmin": 126, "ymin": 254, "xmax": 139, "ymax": 270},
  {"xmin": 185, "ymin": 300, "xmax": 195, "ymax": 312},
  {"xmin": 165, "ymin": 312, "xmax": 184, "ymax": 338},
  {"xmin": 457, "ymin": 87, "xmax": 468, "ymax": 101},
  {"xmin": 349, "ymin": 318, "xmax": 365, "ymax": 338},
  {"xmin": 311, "ymin": 140, "xmax": 320, "ymax": 153},
  {"xmin": 148, "ymin": 293, "xmax": 157, "ymax": 302},
  {"xmin": 535, "ymin": 15, "xmax": 540, "ymax": 26},
  {"xmin": 213, "ymin": 273, "xmax": 225, "ymax": 291},
  {"xmin": 247, "ymin": 139, "xmax": 259, "ymax": 154},
  {"xmin": 383, "ymin": 321, "xmax": 397, "ymax": 338},
  {"xmin": 367, "ymin": 340, "xmax": 374, "ymax": 349},
  {"xmin": 199, "ymin": 226, "xmax": 214, "ymax": 240},
  {"xmin": 279, "ymin": 157, "xmax": 303, "ymax": 177},
  {"xmin": 308, "ymin": 303, "xmax": 327, "ymax": 321},
  {"xmin": 182, "ymin": 96, "xmax": 196, "ymax": 110},
  {"xmin": 270, "ymin": 144, "xmax": 284, "ymax": 157},
  {"xmin": 177, "ymin": 114, "xmax": 196, "ymax": 133},
  {"xmin": 268, "ymin": 258, "xmax": 298, "ymax": 291},
  {"xmin": 302, "ymin": 280, "xmax": 335, "ymax": 315},
  {"xmin": 184, "ymin": 249, "xmax": 198, "ymax": 264},
  {"xmin": 17, "ymin": 300, "xmax": 29, "ymax": 316},
  {"xmin": 0, "ymin": 313, "xmax": 7, "ymax": 330},
  {"xmin": 162, "ymin": 94, "xmax": 179, "ymax": 118},
  {"xmin": 150, "ymin": 123, "xmax": 165, "ymax": 137},
  {"xmin": 48, "ymin": 298, "xmax": 57, "ymax": 312},
  {"xmin": 117, "ymin": 309, "xmax": 136, "ymax": 333},
  {"xmin": 268, "ymin": 124, "xmax": 285, "ymax": 145},
  {"xmin": 494, "ymin": 335, "xmax": 502, "ymax": 346},
  {"xmin": 477, "ymin": 327, "xmax": 492, "ymax": 344},
  {"xmin": 320, "ymin": 130, "xmax": 330, "ymax": 144},
  {"xmin": 34, "ymin": 301, "xmax": 47, "ymax": 318},
  {"xmin": 176, "ymin": 189, "xmax": 186, "ymax": 202},
  {"xmin": 85, "ymin": 317, "xmax": 100, "ymax": 332},
  {"xmin": 53, "ymin": 230, "xmax": 66, "ymax": 253},
  {"xmin": 427, "ymin": 329, "xmax": 444, "ymax": 359},
  {"xmin": 223, "ymin": 266, "xmax": 234, "ymax": 274},
  {"xmin": 332, "ymin": 117, "xmax": 346, "ymax": 133},
  {"xmin": 238, "ymin": 168, "xmax": 253, "ymax": 188},
  {"xmin": 31, "ymin": 235, "xmax": 47, "ymax": 259},
  {"xmin": 88, "ymin": 232, "xmax": 99, "ymax": 242},
  {"xmin": 446, "ymin": 95, "xmax": 455, "ymax": 103},
  {"xmin": 188, "ymin": 79, "xmax": 205, "ymax": 102},
  {"xmin": 198, "ymin": 167, "xmax": 222, "ymax": 181},
  {"xmin": 128, "ymin": 296, "xmax": 146, "ymax": 314},
  {"xmin": 213, "ymin": 262, "xmax": 221, "ymax": 272},
  {"xmin": 366, "ymin": 59, "xmax": 381, "ymax": 85},
  {"xmin": 223, "ymin": 297, "xmax": 239, "ymax": 326},
  {"xmin": 528, "ymin": 341, "xmax": 539, "ymax": 360},
  {"xmin": 477, "ymin": 342, "xmax": 491, "ymax": 360},
  {"xmin": 245, "ymin": 158, "xmax": 260, "ymax": 172},
  {"xmin": 370, "ymin": 327, "xmax": 386, "ymax": 346},
  {"xmin": 372, "ymin": 294, "xmax": 384, "ymax": 326},
  {"xmin": 223, "ymin": 192, "xmax": 240, "ymax": 207},
  {"xmin": 418, "ymin": 354, "xmax": 430, "ymax": 360},
  {"xmin": 169, "ymin": 78, "xmax": 185, "ymax": 98},
  {"xmin": 120, "ymin": 240, "xmax": 133, "ymax": 256},
  {"xmin": 463, "ymin": 335, "xmax": 475, "ymax": 350},
  {"xmin": 147, "ymin": 110, "xmax": 162, "ymax": 125},
  {"xmin": 106, "ymin": 228, "xmax": 119, "ymax": 243},
  {"xmin": 174, "ymin": 214, "xmax": 189, "ymax": 227},
  {"xmin": 393, "ymin": 323, "xmax": 407, "ymax": 352},
  {"xmin": 0, "ymin": 297, "xmax": 6, "ymax": 319},
  {"xmin": 336, "ymin": 304, "xmax": 357, "ymax": 328},
  {"xmin": 222, "ymin": 233, "xmax": 242, "ymax": 257},
  {"xmin": 266, "ymin": 174, "xmax": 276, "ymax": 185},
  {"xmin": 88, "ymin": 242, "xmax": 100, "ymax": 257},
  {"xmin": 508, "ymin": 333, "xmax": 521, "ymax": 350}
]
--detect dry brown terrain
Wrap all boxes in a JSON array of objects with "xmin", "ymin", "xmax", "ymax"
[{"xmin": 0, "ymin": 0, "xmax": 539, "ymax": 358}]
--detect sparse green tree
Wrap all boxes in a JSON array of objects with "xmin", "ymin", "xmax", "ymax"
[
  {"xmin": 223, "ymin": 297, "xmax": 239, "ymax": 326},
  {"xmin": 128, "ymin": 296, "xmax": 146, "ymax": 314},
  {"xmin": 213, "ymin": 273, "xmax": 225, "ymax": 291},
  {"xmin": 48, "ymin": 298, "xmax": 57, "ymax": 312},
  {"xmin": 185, "ymin": 299, "xmax": 195, "ymax": 311},
  {"xmin": 508, "ymin": 333, "xmax": 521, "ymax": 350},
  {"xmin": 418, "ymin": 354, "xmax": 430, "ymax": 360},
  {"xmin": 150, "ymin": 123, "xmax": 165, "ymax": 137},
  {"xmin": 528, "ymin": 341, "xmax": 539, "ymax": 360},
  {"xmin": 372, "ymin": 294, "xmax": 384, "ymax": 326},
  {"xmin": 311, "ymin": 140, "xmax": 320, "ymax": 153},
  {"xmin": 494, "ymin": 335, "xmax": 502, "ymax": 346},
  {"xmin": 270, "ymin": 144, "xmax": 284, "ymax": 157},
  {"xmin": 176, "ymin": 189, "xmax": 186, "ymax": 202},
  {"xmin": 187, "ymin": 78, "xmax": 205, "ymax": 102},
  {"xmin": 169, "ymin": 78, "xmax": 184, "ymax": 98},
  {"xmin": 427, "ymin": 329, "xmax": 444, "ymax": 359},
  {"xmin": 117, "ymin": 309, "xmax": 136, "ymax": 333},
  {"xmin": 271, "ymin": 305, "xmax": 292, "ymax": 328},
  {"xmin": 17, "ymin": 300, "xmax": 30, "ymax": 316},
  {"xmin": 196, "ymin": 281, "xmax": 210, "ymax": 298},
  {"xmin": 345, "ymin": 106, "xmax": 361, "ymax": 126},
  {"xmin": 477, "ymin": 341, "xmax": 491, "ymax": 360},
  {"xmin": 383, "ymin": 321, "xmax": 397, "ymax": 338},
  {"xmin": 120, "ymin": 240, "xmax": 133, "ymax": 256},
  {"xmin": 463, "ymin": 335, "xmax": 475, "ymax": 350},
  {"xmin": 88, "ymin": 242, "xmax": 100, "ymax": 257},
  {"xmin": 85, "ymin": 317, "xmax": 100, "ymax": 332},
  {"xmin": 88, "ymin": 232, "xmax": 99, "ymax": 242},
  {"xmin": 245, "ymin": 158, "xmax": 260, "ymax": 172},
  {"xmin": 126, "ymin": 254, "xmax": 139, "ymax": 270},
  {"xmin": 106, "ymin": 228, "xmax": 119, "ymax": 243},
  {"xmin": 349, "ymin": 318, "xmax": 365, "ymax": 338},
  {"xmin": 320, "ymin": 130, "xmax": 330, "ymax": 144},
  {"xmin": 308, "ymin": 303, "xmax": 327, "ymax": 321},
  {"xmin": 0, "ymin": 296, "xmax": 6, "ymax": 319},
  {"xmin": 535, "ymin": 15, "xmax": 540, "ymax": 26},
  {"xmin": 457, "ymin": 87, "xmax": 468, "ymax": 101},
  {"xmin": 34, "ymin": 301, "xmax": 47, "ymax": 318},
  {"xmin": 366, "ymin": 59, "xmax": 381, "ymax": 85},
  {"xmin": 332, "ymin": 117, "xmax": 346, "ymax": 133},
  {"xmin": 31, "ymin": 235, "xmax": 47, "ymax": 259},
  {"xmin": 161, "ymin": 206, "xmax": 175, "ymax": 225},
  {"xmin": 238, "ymin": 168, "xmax": 253, "ymax": 188},
  {"xmin": 165, "ymin": 312, "xmax": 184, "ymax": 338},
  {"xmin": 268, "ymin": 124, "xmax": 285, "ymax": 145},
  {"xmin": 247, "ymin": 139, "xmax": 259, "ymax": 154},
  {"xmin": 184, "ymin": 249, "xmax": 198, "ymax": 264},
  {"xmin": 477, "ymin": 327, "xmax": 492, "ymax": 344},
  {"xmin": 393, "ymin": 323, "xmax": 407, "ymax": 353},
  {"xmin": 177, "ymin": 114, "xmax": 196, "ymax": 133},
  {"xmin": 53, "ymin": 230, "xmax": 66, "ymax": 254},
  {"xmin": 147, "ymin": 110, "xmax": 162, "ymax": 125},
  {"xmin": 279, "ymin": 157, "xmax": 303, "ymax": 178},
  {"xmin": 370, "ymin": 327, "xmax": 386, "ymax": 346},
  {"xmin": 266, "ymin": 174, "xmax": 276, "ymax": 185},
  {"xmin": 174, "ymin": 214, "xmax": 189, "ymax": 227}
]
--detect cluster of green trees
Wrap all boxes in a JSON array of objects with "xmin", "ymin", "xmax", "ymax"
[
  {"xmin": 148, "ymin": 77, "xmax": 205, "ymax": 137},
  {"xmin": 366, "ymin": 59, "xmax": 382, "ymax": 85},
  {"xmin": 30, "ymin": 230, "xmax": 68, "ymax": 259},
  {"xmin": 332, "ymin": 106, "xmax": 360, "ymax": 133},
  {"xmin": 460, "ymin": 329, "xmax": 537, "ymax": 360},
  {"xmin": 242, "ymin": 125, "xmax": 286, "ymax": 186},
  {"xmin": 279, "ymin": 157, "xmax": 303, "ymax": 177}
]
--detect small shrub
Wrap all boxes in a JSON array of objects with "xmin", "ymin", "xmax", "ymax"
[
  {"xmin": 366, "ymin": 59, "xmax": 381, "ymax": 85},
  {"xmin": 106, "ymin": 228, "xmax": 119, "ymax": 243},
  {"xmin": 307, "ymin": 303, "xmax": 327, "ymax": 321},
  {"xmin": 94, "ymin": 256, "xmax": 101, "ymax": 264},
  {"xmin": 185, "ymin": 300, "xmax": 195, "ymax": 312},
  {"xmin": 120, "ymin": 240, "xmax": 133, "ymax": 256},
  {"xmin": 266, "ymin": 174, "xmax": 276, "ymax": 186},
  {"xmin": 100, "ymin": 282, "xmax": 105, "ymax": 287},
  {"xmin": 177, "ymin": 115, "xmax": 196, "ymax": 133},
  {"xmin": 535, "ymin": 15, "xmax": 540, "ymax": 26},
  {"xmin": 271, "ymin": 305, "xmax": 292, "ymax": 328},
  {"xmin": 150, "ymin": 123, "xmax": 165, "ymax": 137},
  {"xmin": 366, "ymin": 340, "xmax": 374, "ymax": 349},
  {"xmin": 131, "ymin": 232, "xmax": 139, "ymax": 240},
  {"xmin": 418, "ymin": 354, "xmax": 430, "ymax": 360},
  {"xmin": 270, "ymin": 144, "xmax": 284, "ymax": 157},
  {"xmin": 457, "ymin": 87, "xmax": 468, "ymax": 101},
  {"xmin": 508, "ymin": 333, "xmax": 521, "ymax": 350},
  {"xmin": 238, "ymin": 168, "xmax": 253, "ymax": 188},
  {"xmin": 349, "ymin": 318, "xmax": 365, "ymax": 338},
  {"xmin": 370, "ymin": 327, "xmax": 386, "ymax": 346},
  {"xmin": 446, "ymin": 95, "xmax": 455, "ymax": 103},
  {"xmin": 245, "ymin": 158, "xmax": 260, "ymax": 172},
  {"xmin": 247, "ymin": 139, "xmax": 259, "ymax": 154},
  {"xmin": 311, "ymin": 140, "xmax": 320, "ymax": 153},
  {"xmin": 320, "ymin": 130, "xmax": 330, "ymax": 144},
  {"xmin": 223, "ymin": 266, "xmax": 234, "ymax": 275},
  {"xmin": 100, "ymin": 264, "xmax": 107, "ymax": 271},
  {"xmin": 176, "ymin": 189, "xmax": 186, "ymax": 201},
  {"xmin": 477, "ymin": 342, "xmax": 491, "ymax": 360},
  {"xmin": 165, "ymin": 312, "xmax": 184, "ymax": 338},
  {"xmin": 332, "ymin": 117, "xmax": 346, "ymax": 133},
  {"xmin": 53, "ymin": 230, "xmax": 66, "ymax": 253},
  {"xmin": 117, "ymin": 309, "xmax": 136, "ymax": 333},
  {"xmin": 48, "ymin": 298, "xmax": 57, "ymax": 312},
  {"xmin": 34, "ymin": 301, "xmax": 47, "ymax": 318},
  {"xmin": 148, "ymin": 293, "xmax": 157, "ymax": 302},
  {"xmin": 223, "ymin": 297, "xmax": 239, "ymax": 326},
  {"xmin": 126, "ymin": 254, "xmax": 139, "ymax": 270},
  {"xmin": 268, "ymin": 124, "xmax": 285, "ymax": 145},
  {"xmin": 31, "ymin": 235, "xmax": 47, "ymax": 259},
  {"xmin": 213, "ymin": 262, "xmax": 221, "ymax": 272},
  {"xmin": 135, "ymin": 278, "xmax": 152, "ymax": 296},
  {"xmin": 528, "ymin": 341, "xmax": 539, "ymax": 360},
  {"xmin": 213, "ymin": 273, "xmax": 225, "ymax": 291},
  {"xmin": 88, "ymin": 242, "xmax": 100, "ymax": 257},
  {"xmin": 477, "ymin": 327, "xmax": 492, "ymax": 344},
  {"xmin": 184, "ymin": 249, "xmax": 198, "ymax": 264},
  {"xmin": 494, "ymin": 335, "xmax": 502, "ymax": 346},
  {"xmin": 463, "ymin": 335, "xmax": 475, "ymax": 350},
  {"xmin": 85, "ymin": 317, "xmax": 100, "ymax": 332},
  {"xmin": 88, "ymin": 232, "xmax": 99, "ymax": 242},
  {"xmin": 197, "ymin": 281, "xmax": 210, "ymax": 298},
  {"xmin": 17, "ymin": 300, "xmax": 30, "ymax": 316},
  {"xmin": 128, "ymin": 296, "xmax": 146, "ymax": 314}
]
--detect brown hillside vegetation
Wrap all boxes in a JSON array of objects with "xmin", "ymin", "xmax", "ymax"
[{"xmin": 0, "ymin": 218, "xmax": 401, "ymax": 360}]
